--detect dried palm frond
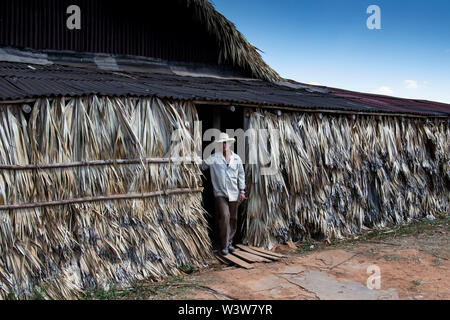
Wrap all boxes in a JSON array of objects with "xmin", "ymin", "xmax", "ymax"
[
  {"xmin": 0, "ymin": 96, "xmax": 210, "ymax": 300},
  {"xmin": 184, "ymin": 0, "xmax": 280, "ymax": 82},
  {"xmin": 244, "ymin": 110, "xmax": 449, "ymax": 249}
]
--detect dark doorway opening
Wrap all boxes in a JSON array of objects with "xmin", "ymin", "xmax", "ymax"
[{"xmin": 195, "ymin": 104, "xmax": 246, "ymax": 250}]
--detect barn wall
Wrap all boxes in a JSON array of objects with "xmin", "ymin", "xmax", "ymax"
[
  {"xmin": 244, "ymin": 110, "xmax": 450, "ymax": 248},
  {"xmin": 0, "ymin": 0, "xmax": 221, "ymax": 65},
  {"xmin": 0, "ymin": 96, "xmax": 210, "ymax": 299}
]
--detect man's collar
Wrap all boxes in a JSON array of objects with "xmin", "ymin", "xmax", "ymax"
[{"xmin": 215, "ymin": 151, "xmax": 237, "ymax": 160}]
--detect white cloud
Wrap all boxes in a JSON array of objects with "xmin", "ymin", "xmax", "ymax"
[
  {"xmin": 404, "ymin": 80, "xmax": 418, "ymax": 89},
  {"xmin": 376, "ymin": 86, "xmax": 394, "ymax": 95}
]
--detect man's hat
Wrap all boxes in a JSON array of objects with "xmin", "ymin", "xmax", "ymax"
[{"xmin": 215, "ymin": 132, "xmax": 236, "ymax": 144}]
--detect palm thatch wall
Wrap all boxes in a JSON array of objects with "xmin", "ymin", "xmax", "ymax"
[
  {"xmin": 244, "ymin": 110, "xmax": 449, "ymax": 248},
  {"xmin": 0, "ymin": 96, "xmax": 211, "ymax": 299},
  {"xmin": 1, "ymin": 97, "xmax": 448, "ymax": 298}
]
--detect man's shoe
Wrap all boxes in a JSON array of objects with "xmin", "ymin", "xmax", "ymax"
[
  {"xmin": 221, "ymin": 248, "xmax": 229, "ymax": 256},
  {"xmin": 228, "ymin": 245, "xmax": 235, "ymax": 253}
]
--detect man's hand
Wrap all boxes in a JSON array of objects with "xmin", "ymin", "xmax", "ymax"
[
  {"xmin": 238, "ymin": 192, "xmax": 246, "ymax": 203},
  {"xmin": 193, "ymin": 156, "xmax": 203, "ymax": 165}
]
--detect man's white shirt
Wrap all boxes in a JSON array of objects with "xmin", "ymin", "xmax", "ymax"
[{"xmin": 201, "ymin": 152, "xmax": 245, "ymax": 202}]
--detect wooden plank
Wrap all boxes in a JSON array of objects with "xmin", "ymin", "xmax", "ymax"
[
  {"xmin": 231, "ymin": 249, "xmax": 271, "ymax": 263},
  {"xmin": 214, "ymin": 254, "xmax": 230, "ymax": 265},
  {"xmin": 220, "ymin": 253, "xmax": 254, "ymax": 269},
  {"xmin": 246, "ymin": 245, "xmax": 285, "ymax": 258},
  {"xmin": 236, "ymin": 245, "xmax": 281, "ymax": 261}
]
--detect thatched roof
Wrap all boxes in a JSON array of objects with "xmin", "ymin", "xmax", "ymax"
[{"xmin": 184, "ymin": 0, "xmax": 281, "ymax": 82}]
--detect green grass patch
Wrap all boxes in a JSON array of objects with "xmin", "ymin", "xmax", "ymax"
[
  {"xmin": 296, "ymin": 243, "xmax": 316, "ymax": 255},
  {"xmin": 31, "ymin": 284, "xmax": 51, "ymax": 300},
  {"xmin": 410, "ymin": 279, "xmax": 424, "ymax": 291},
  {"xmin": 294, "ymin": 214, "xmax": 449, "ymax": 254},
  {"xmin": 432, "ymin": 257, "xmax": 442, "ymax": 267},
  {"xmin": 121, "ymin": 275, "xmax": 201, "ymax": 300},
  {"xmin": 81, "ymin": 285, "xmax": 129, "ymax": 300},
  {"xmin": 79, "ymin": 274, "xmax": 205, "ymax": 300},
  {"xmin": 6, "ymin": 288, "xmax": 17, "ymax": 300},
  {"xmin": 180, "ymin": 263, "xmax": 197, "ymax": 274}
]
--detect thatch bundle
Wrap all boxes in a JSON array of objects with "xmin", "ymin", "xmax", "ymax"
[
  {"xmin": 184, "ymin": 0, "xmax": 280, "ymax": 82},
  {"xmin": 244, "ymin": 110, "xmax": 449, "ymax": 248},
  {"xmin": 0, "ymin": 96, "xmax": 210, "ymax": 299}
]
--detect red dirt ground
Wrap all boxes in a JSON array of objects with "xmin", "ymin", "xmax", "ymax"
[{"xmin": 182, "ymin": 219, "xmax": 449, "ymax": 300}]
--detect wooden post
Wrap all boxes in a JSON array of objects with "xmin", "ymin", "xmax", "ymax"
[
  {"xmin": 212, "ymin": 106, "xmax": 221, "ymax": 130},
  {"xmin": 243, "ymin": 107, "xmax": 251, "ymax": 164}
]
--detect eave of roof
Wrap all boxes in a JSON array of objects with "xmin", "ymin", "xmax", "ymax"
[
  {"xmin": 0, "ymin": 61, "xmax": 448, "ymax": 118},
  {"xmin": 287, "ymin": 80, "xmax": 450, "ymax": 117}
]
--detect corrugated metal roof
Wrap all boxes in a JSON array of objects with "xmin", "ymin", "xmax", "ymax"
[
  {"xmin": 0, "ymin": 0, "xmax": 280, "ymax": 82},
  {"xmin": 0, "ymin": 0, "xmax": 221, "ymax": 66},
  {"xmin": 287, "ymin": 80, "xmax": 450, "ymax": 117},
  {"xmin": 0, "ymin": 61, "xmax": 448, "ymax": 117}
]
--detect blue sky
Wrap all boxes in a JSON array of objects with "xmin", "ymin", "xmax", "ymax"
[{"xmin": 212, "ymin": 0, "xmax": 450, "ymax": 103}]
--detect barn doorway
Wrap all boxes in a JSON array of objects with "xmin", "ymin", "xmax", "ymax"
[{"xmin": 195, "ymin": 104, "xmax": 246, "ymax": 250}]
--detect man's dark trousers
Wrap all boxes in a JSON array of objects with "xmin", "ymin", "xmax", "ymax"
[{"xmin": 214, "ymin": 197, "xmax": 238, "ymax": 250}]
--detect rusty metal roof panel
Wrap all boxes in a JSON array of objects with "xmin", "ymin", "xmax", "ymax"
[{"xmin": 287, "ymin": 80, "xmax": 450, "ymax": 117}]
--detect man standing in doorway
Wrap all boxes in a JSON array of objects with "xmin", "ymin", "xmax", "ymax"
[{"xmin": 202, "ymin": 132, "xmax": 246, "ymax": 256}]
